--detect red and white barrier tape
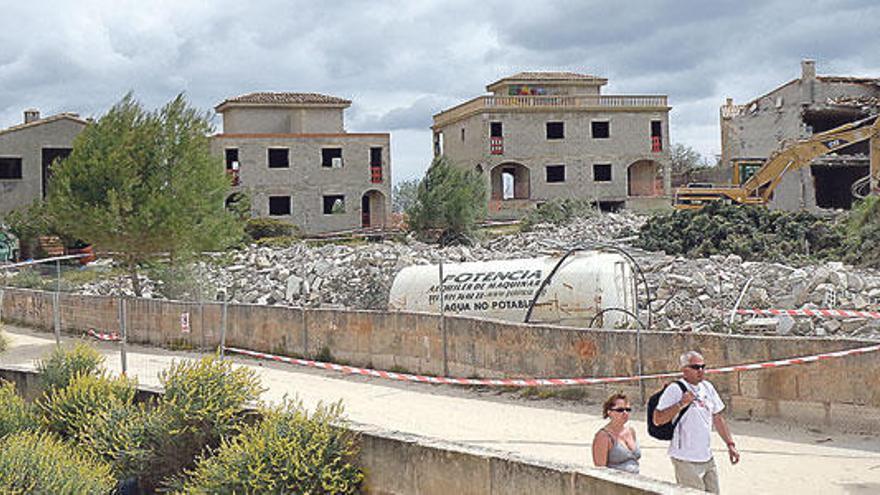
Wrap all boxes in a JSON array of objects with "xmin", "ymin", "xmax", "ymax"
[
  {"xmin": 86, "ymin": 329, "xmax": 121, "ymax": 342},
  {"xmin": 223, "ymin": 343, "xmax": 880, "ymax": 387},
  {"xmin": 736, "ymin": 308, "xmax": 880, "ymax": 319}
]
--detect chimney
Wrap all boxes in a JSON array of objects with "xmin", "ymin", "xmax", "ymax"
[
  {"xmin": 801, "ymin": 59, "xmax": 816, "ymax": 80},
  {"xmin": 23, "ymin": 109, "xmax": 40, "ymax": 124}
]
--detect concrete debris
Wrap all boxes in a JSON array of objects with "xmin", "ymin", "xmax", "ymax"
[
  {"xmin": 76, "ymin": 211, "xmax": 880, "ymax": 339},
  {"xmin": 827, "ymin": 95, "xmax": 880, "ymax": 107}
]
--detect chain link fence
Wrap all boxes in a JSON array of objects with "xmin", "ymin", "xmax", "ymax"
[{"xmin": 0, "ymin": 255, "xmax": 226, "ymax": 386}]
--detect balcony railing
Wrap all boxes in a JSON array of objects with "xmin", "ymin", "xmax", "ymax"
[
  {"xmin": 435, "ymin": 94, "xmax": 669, "ymax": 127},
  {"xmin": 651, "ymin": 136, "xmax": 663, "ymax": 152},
  {"xmin": 370, "ymin": 165, "xmax": 383, "ymax": 183},
  {"xmin": 490, "ymin": 136, "xmax": 503, "ymax": 155}
]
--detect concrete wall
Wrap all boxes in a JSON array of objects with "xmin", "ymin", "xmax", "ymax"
[
  {"xmin": 212, "ymin": 133, "xmax": 391, "ymax": 233},
  {"xmin": 0, "ymin": 118, "xmax": 85, "ymax": 217},
  {"xmin": 221, "ymin": 107, "xmax": 346, "ymax": 134},
  {"xmin": 0, "ymin": 364, "xmax": 692, "ymax": 495},
  {"xmin": 438, "ymin": 108, "xmax": 670, "ymax": 218},
  {"xmin": 2, "ymin": 287, "xmax": 878, "ymax": 433}
]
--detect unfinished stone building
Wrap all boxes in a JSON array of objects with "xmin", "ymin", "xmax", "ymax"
[
  {"xmin": 212, "ymin": 93, "xmax": 392, "ymax": 234},
  {"xmin": 720, "ymin": 60, "xmax": 880, "ymax": 211},
  {"xmin": 0, "ymin": 110, "xmax": 87, "ymax": 218},
  {"xmin": 431, "ymin": 72, "xmax": 671, "ymax": 218}
]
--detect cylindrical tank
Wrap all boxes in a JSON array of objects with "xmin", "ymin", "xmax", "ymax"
[{"xmin": 388, "ymin": 251, "xmax": 637, "ymax": 328}]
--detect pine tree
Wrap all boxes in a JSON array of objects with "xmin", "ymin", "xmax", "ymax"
[{"xmin": 48, "ymin": 94, "xmax": 241, "ymax": 295}]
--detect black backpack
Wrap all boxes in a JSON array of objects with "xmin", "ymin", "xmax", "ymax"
[{"xmin": 647, "ymin": 381, "xmax": 691, "ymax": 441}]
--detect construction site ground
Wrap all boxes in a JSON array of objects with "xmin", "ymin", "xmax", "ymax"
[{"xmin": 1, "ymin": 324, "xmax": 878, "ymax": 495}]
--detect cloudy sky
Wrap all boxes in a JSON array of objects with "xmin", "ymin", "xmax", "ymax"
[{"xmin": 2, "ymin": 0, "xmax": 878, "ymax": 183}]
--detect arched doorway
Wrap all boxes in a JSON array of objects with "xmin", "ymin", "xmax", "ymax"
[
  {"xmin": 489, "ymin": 162, "xmax": 530, "ymax": 200},
  {"xmin": 361, "ymin": 190, "xmax": 387, "ymax": 228},
  {"xmin": 627, "ymin": 160, "xmax": 661, "ymax": 196}
]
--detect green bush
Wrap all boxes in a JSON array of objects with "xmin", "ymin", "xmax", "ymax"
[
  {"xmin": 0, "ymin": 381, "xmax": 36, "ymax": 438},
  {"xmin": 142, "ymin": 356, "xmax": 264, "ymax": 490},
  {"xmin": 0, "ymin": 327, "xmax": 7, "ymax": 353},
  {"xmin": 5, "ymin": 267, "xmax": 47, "ymax": 290},
  {"xmin": 634, "ymin": 202, "xmax": 845, "ymax": 263},
  {"xmin": 160, "ymin": 356, "xmax": 264, "ymax": 439},
  {"xmin": 37, "ymin": 372, "xmax": 136, "ymax": 440},
  {"xmin": 245, "ymin": 217, "xmax": 299, "ymax": 240},
  {"xmin": 176, "ymin": 400, "xmax": 363, "ymax": 494},
  {"xmin": 0, "ymin": 430, "xmax": 115, "ymax": 494},
  {"xmin": 37, "ymin": 341, "xmax": 106, "ymax": 391},
  {"xmin": 78, "ymin": 401, "xmax": 165, "ymax": 481},
  {"xmin": 255, "ymin": 235, "xmax": 302, "ymax": 248},
  {"xmin": 521, "ymin": 198, "xmax": 596, "ymax": 231},
  {"xmin": 844, "ymin": 196, "xmax": 880, "ymax": 268}
]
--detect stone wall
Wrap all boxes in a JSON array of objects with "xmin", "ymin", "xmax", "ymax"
[
  {"xmin": 0, "ymin": 364, "xmax": 694, "ymax": 495},
  {"xmin": 2, "ymin": 287, "xmax": 878, "ymax": 432}
]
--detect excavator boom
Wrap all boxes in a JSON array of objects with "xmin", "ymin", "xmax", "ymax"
[{"xmin": 674, "ymin": 114, "xmax": 880, "ymax": 209}]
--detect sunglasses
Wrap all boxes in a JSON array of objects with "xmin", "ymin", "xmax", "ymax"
[
  {"xmin": 686, "ymin": 364, "xmax": 707, "ymax": 370},
  {"xmin": 610, "ymin": 407, "xmax": 632, "ymax": 413}
]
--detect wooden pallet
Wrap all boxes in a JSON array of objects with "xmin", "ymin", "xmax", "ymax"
[{"xmin": 38, "ymin": 236, "xmax": 65, "ymax": 257}]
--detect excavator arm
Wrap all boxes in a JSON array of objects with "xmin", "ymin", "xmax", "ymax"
[{"xmin": 674, "ymin": 114, "xmax": 880, "ymax": 209}]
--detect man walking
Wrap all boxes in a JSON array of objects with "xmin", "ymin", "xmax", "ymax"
[{"xmin": 653, "ymin": 351, "xmax": 740, "ymax": 493}]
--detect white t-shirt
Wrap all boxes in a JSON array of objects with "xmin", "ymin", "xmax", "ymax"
[{"xmin": 657, "ymin": 379, "xmax": 725, "ymax": 462}]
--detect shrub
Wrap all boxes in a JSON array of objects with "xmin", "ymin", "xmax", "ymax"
[
  {"xmin": 0, "ymin": 380, "xmax": 36, "ymax": 438},
  {"xmin": 176, "ymin": 400, "xmax": 363, "ymax": 494},
  {"xmin": 245, "ymin": 217, "xmax": 299, "ymax": 240},
  {"xmin": 521, "ymin": 198, "xmax": 596, "ymax": 231},
  {"xmin": 37, "ymin": 341, "xmax": 106, "ymax": 390},
  {"xmin": 37, "ymin": 372, "xmax": 136, "ymax": 440},
  {"xmin": 160, "ymin": 356, "xmax": 264, "ymax": 439},
  {"xmin": 142, "ymin": 356, "xmax": 264, "ymax": 490},
  {"xmin": 255, "ymin": 235, "xmax": 302, "ymax": 248},
  {"xmin": 0, "ymin": 327, "xmax": 7, "ymax": 353},
  {"xmin": 0, "ymin": 430, "xmax": 115, "ymax": 494},
  {"xmin": 634, "ymin": 202, "xmax": 845, "ymax": 263},
  {"xmin": 406, "ymin": 156, "xmax": 487, "ymax": 245},
  {"xmin": 78, "ymin": 401, "xmax": 166, "ymax": 482},
  {"xmin": 844, "ymin": 196, "xmax": 880, "ymax": 268}
]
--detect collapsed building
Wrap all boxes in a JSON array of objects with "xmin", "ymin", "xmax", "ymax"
[{"xmin": 720, "ymin": 60, "xmax": 880, "ymax": 211}]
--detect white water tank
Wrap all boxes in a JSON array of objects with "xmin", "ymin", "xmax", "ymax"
[{"xmin": 388, "ymin": 252, "xmax": 637, "ymax": 328}]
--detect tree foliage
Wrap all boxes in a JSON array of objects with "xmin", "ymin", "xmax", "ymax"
[
  {"xmin": 392, "ymin": 178, "xmax": 419, "ymax": 213},
  {"xmin": 670, "ymin": 142, "xmax": 709, "ymax": 175},
  {"xmin": 47, "ymin": 93, "xmax": 242, "ymax": 295},
  {"xmin": 405, "ymin": 156, "xmax": 487, "ymax": 245}
]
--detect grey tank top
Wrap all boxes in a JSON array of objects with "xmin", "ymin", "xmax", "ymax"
[{"xmin": 603, "ymin": 429, "xmax": 641, "ymax": 474}]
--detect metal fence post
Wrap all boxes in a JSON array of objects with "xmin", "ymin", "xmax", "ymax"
[
  {"xmin": 119, "ymin": 297, "xmax": 128, "ymax": 375},
  {"xmin": 439, "ymin": 259, "xmax": 448, "ymax": 377},
  {"xmin": 219, "ymin": 298, "xmax": 228, "ymax": 358}
]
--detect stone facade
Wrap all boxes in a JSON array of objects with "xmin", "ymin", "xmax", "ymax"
[
  {"xmin": 0, "ymin": 111, "xmax": 87, "ymax": 217},
  {"xmin": 432, "ymin": 72, "xmax": 671, "ymax": 218},
  {"xmin": 212, "ymin": 93, "xmax": 392, "ymax": 234},
  {"xmin": 720, "ymin": 60, "xmax": 880, "ymax": 211}
]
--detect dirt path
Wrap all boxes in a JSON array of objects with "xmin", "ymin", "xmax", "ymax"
[{"xmin": 2, "ymin": 324, "xmax": 878, "ymax": 494}]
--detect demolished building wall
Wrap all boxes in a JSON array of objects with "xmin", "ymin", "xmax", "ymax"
[{"xmin": 720, "ymin": 60, "xmax": 880, "ymax": 211}]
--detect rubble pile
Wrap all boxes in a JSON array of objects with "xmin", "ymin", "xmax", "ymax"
[
  {"xmin": 639, "ymin": 253, "xmax": 880, "ymax": 338},
  {"xmin": 76, "ymin": 209, "xmax": 880, "ymax": 339},
  {"xmin": 827, "ymin": 95, "xmax": 880, "ymax": 107}
]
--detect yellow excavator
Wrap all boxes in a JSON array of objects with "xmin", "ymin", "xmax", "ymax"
[{"xmin": 673, "ymin": 114, "xmax": 880, "ymax": 209}]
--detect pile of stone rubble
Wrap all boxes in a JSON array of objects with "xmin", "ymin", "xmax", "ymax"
[{"xmin": 76, "ymin": 211, "xmax": 880, "ymax": 339}]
